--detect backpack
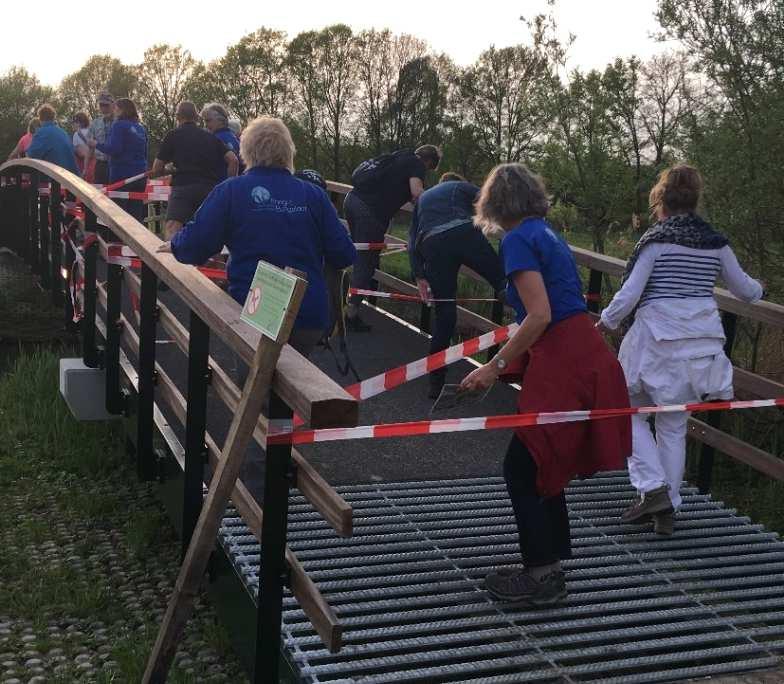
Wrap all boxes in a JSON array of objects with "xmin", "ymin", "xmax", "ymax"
[{"xmin": 350, "ymin": 149, "xmax": 412, "ymax": 191}]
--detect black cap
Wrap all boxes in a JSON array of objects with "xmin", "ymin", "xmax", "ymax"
[{"xmin": 295, "ymin": 169, "xmax": 327, "ymax": 190}]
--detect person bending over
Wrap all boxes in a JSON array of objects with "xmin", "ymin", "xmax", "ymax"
[
  {"xmin": 461, "ymin": 164, "xmax": 631, "ymax": 606},
  {"xmin": 597, "ymin": 165, "xmax": 763, "ymax": 535},
  {"xmin": 159, "ymin": 117, "xmax": 356, "ymax": 357},
  {"xmin": 344, "ymin": 144, "xmax": 441, "ymax": 331},
  {"xmin": 410, "ymin": 172, "xmax": 506, "ymax": 398},
  {"xmin": 152, "ymin": 101, "xmax": 239, "ymax": 239}
]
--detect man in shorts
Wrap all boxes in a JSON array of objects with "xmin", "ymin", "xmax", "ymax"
[
  {"xmin": 345, "ymin": 144, "xmax": 441, "ymax": 331},
  {"xmin": 151, "ymin": 101, "xmax": 239, "ymax": 239}
]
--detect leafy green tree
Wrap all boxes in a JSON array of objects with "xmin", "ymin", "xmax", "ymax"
[
  {"xmin": 57, "ymin": 55, "xmax": 137, "ymax": 117},
  {"xmin": 0, "ymin": 67, "xmax": 53, "ymax": 156}
]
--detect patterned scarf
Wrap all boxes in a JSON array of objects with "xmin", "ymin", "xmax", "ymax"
[{"xmin": 622, "ymin": 213, "xmax": 729, "ymax": 285}]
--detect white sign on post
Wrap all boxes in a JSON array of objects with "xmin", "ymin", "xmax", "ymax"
[{"xmin": 240, "ymin": 261, "xmax": 298, "ymax": 342}]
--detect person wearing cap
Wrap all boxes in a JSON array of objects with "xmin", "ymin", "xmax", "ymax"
[
  {"xmin": 200, "ymin": 103, "xmax": 241, "ymax": 178},
  {"xmin": 26, "ymin": 104, "xmax": 80, "ymax": 175},
  {"xmin": 151, "ymin": 101, "xmax": 239, "ymax": 239},
  {"xmin": 88, "ymin": 91, "xmax": 115, "ymax": 184},
  {"xmin": 345, "ymin": 145, "xmax": 441, "ymax": 332}
]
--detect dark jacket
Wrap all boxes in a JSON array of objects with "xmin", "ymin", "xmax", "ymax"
[
  {"xmin": 408, "ymin": 180, "xmax": 479, "ymax": 278},
  {"xmin": 171, "ymin": 166, "xmax": 356, "ymax": 331}
]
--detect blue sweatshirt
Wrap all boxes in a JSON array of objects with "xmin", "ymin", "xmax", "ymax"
[
  {"xmin": 171, "ymin": 166, "xmax": 357, "ymax": 331},
  {"xmin": 26, "ymin": 122, "xmax": 80, "ymax": 175},
  {"xmin": 214, "ymin": 127, "xmax": 241, "ymax": 179},
  {"xmin": 97, "ymin": 119, "xmax": 148, "ymax": 182}
]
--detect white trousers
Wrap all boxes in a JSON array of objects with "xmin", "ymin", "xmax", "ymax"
[{"xmin": 628, "ymin": 392, "xmax": 689, "ymax": 509}]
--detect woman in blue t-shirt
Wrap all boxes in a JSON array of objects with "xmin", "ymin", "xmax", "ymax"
[
  {"xmin": 461, "ymin": 163, "xmax": 631, "ymax": 607},
  {"xmin": 91, "ymin": 98, "xmax": 148, "ymax": 222}
]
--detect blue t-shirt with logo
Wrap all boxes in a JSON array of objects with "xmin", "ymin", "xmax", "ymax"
[
  {"xmin": 501, "ymin": 217, "xmax": 587, "ymax": 324},
  {"xmin": 170, "ymin": 166, "xmax": 356, "ymax": 331}
]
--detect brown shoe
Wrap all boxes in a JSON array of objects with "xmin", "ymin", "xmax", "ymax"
[
  {"xmin": 621, "ymin": 486, "xmax": 673, "ymax": 525},
  {"xmin": 653, "ymin": 510, "xmax": 674, "ymax": 536}
]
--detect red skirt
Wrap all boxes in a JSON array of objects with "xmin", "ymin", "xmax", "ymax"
[{"xmin": 501, "ymin": 313, "xmax": 631, "ymax": 498}]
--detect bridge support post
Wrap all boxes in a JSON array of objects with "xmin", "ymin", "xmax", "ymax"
[
  {"xmin": 49, "ymin": 181, "xmax": 63, "ymax": 308},
  {"xmin": 82, "ymin": 211, "xmax": 100, "ymax": 368},
  {"xmin": 183, "ymin": 311, "xmax": 210, "ymax": 555},
  {"xmin": 697, "ymin": 311, "xmax": 738, "ymax": 493},
  {"xmin": 63, "ymin": 216, "xmax": 75, "ymax": 330},
  {"xmin": 137, "ymin": 263, "xmax": 160, "ymax": 482},
  {"xmin": 29, "ymin": 172, "xmax": 40, "ymax": 273},
  {"xmin": 105, "ymin": 263, "xmax": 125, "ymax": 415},
  {"xmin": 38, "ymin": 190, "xmax": 50, "ymax": 290},
  {"xmin": 255, "ymin": 389, "xmax": 294, "ymax": 684}
]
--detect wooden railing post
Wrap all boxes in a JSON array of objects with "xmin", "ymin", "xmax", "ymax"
[
  {"xmin": 137, "ymin": 263, "xmax": 159, "ymax": 482},
  {"xmin": 105, "ymin": 262, "xmax": 125, "ymax": 415},
  {"xmin": 586, "ymin": 267, "xmax": 603, "ymax": 314},
  {"xmin": 28, "ymin": 173, "xmax": 40, "ymax": 272},
  {"xmin": 82, "ymin": 214, "xmax": 100, "ymax": 368},
  {"xmin": 38, "ymin": 188, "xmax": 50, "ymax": 289},
  {"xmin": 183, "ymin": 311, "xmax": 210, "ymax": 555},
  {"xmin": 697, "ymin": 311, "xmax": 739, "ymax": 493},
  {"xmin": 49, "ymin": 181, "xmax": 63, "ymax": 307}
]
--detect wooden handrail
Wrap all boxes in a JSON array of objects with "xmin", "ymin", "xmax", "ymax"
[
  {"xmin": 325, "ymin": 179, "xmax": 784, "ymax": 330},
  {"xmin": 1, "ymin": 159, "xmax": 358, "ymax": 428}
]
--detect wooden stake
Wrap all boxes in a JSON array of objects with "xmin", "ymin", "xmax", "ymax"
[{"xmin": 142, "ymin": 267, "xmax": 306, "ymax": 684}]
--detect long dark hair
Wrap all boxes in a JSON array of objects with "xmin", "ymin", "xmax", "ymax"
[{"xmin": 115, "ymin": 98, "xmax": 140, "ymax": 122}]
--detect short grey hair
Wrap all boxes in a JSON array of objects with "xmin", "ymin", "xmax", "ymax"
[
  {"xmin": 240, "ymin": 117, "xmax": 295, "ymax": 172},
  {"xmin": 200, "ymin": 102, "xmax": 229, "ymax": 126},
  {"xmin": 475, "ymin": 163, "xmax": 550, "ymax": 236}
]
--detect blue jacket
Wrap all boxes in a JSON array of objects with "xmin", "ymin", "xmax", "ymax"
[
  {"xmin": 171, "ymin": 166, "xmax": 357, "ymax": 331},
  {"xmin": 26, "ymin": 122, "xmax": 80, "ymax": 175},
  {"xmin": 97, "ymin": 119, "xmax": 148, "ymax": 182},
  {"xmin": 408, "ymin": 180, "xmax": 480, "ymax": 278},
  {"xmin": 214, "ymin": 127, "xmax": 241, "ymax": 179}
]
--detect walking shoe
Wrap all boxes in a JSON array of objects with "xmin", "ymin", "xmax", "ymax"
[
  {"xmin": 346, "ymin": 315, "xmax": 372, "ymax": 333},
  {"xmin": 485, "ymin": 569, "xmax": 567, "ymax": 606},
  {"xmin": 653, "ymin": 510, "xmax": 674, "ymax": 536},
  {"xmin": 621, "ymin": 486, "xmax": 673, "ymax": 525}
]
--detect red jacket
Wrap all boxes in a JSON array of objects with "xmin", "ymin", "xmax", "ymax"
[{"xmin": 502, "ymin": 313, "xmax": 631, "ymax": 498}]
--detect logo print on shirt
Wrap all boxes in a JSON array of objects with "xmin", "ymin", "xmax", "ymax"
[{"xmin": 251, "ymin": 186, "xmax": 271, "ymax": 206}]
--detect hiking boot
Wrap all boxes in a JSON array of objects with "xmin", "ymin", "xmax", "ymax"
[
  {"xmin": 653, "ymin": 510, "xmax": 675, "ymax": 536},
  {"xmin": 346, "ymin": 316, "xmax": 372, "ymax": 333},
  {"xmin": 621, "ymin": 486, "xmax": 673, "ymax": 525},
  {"xmin": 484, "ymin": 569, "xmax": 567, "ymax": 606}
]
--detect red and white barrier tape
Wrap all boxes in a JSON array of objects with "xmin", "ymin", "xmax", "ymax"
[
  {"xmin": 102, "ymin": 170, "xmax": 150, "ymax": 193},
  {"xmin": 106, "ymin": 190, "xmax": 171, "ymax": 202},
  {"xmin": 349, "ymin": 288, "xmax": 500, "ymax": 304},
  {"xmin": 271, "ymin": 398, "xmax": 784, "ymax": 445},
  {"xmin": 105, "ymin": 244, "xmax": 227, "ymax": 281},
  {"xmin": 354, "ymin": 242, "xmax": 407, "ymax": 252}
]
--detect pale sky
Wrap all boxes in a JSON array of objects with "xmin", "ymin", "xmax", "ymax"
[{"xmin": 2, "ymin": 0, "xmax": 675, "ymax": 86}]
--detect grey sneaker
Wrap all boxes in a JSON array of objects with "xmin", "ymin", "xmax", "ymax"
[
  {"xmin": 621, "ymin": 486, "xmax": 673, "ymax": 525},
  {"xmin": 484, "ymin": 569, "xmax": 567, "ymax": 606}
]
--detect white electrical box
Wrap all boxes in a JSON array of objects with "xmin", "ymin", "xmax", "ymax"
[{"xmin": 59, "ymin": 358, "xmax": 121, "ymax": 421}]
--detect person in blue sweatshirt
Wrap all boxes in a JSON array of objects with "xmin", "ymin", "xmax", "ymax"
[
  {"xmin": 160, "ymin": 116, "xmax": 356, "ymax": 357},
  {"xmin": 201, "ymin": 102, "xmax": 242, "ymax": 177},
  {"xmin": 90, "ymin": 98, "xmax": 148, "ymax": 222},
  {"xmin": 26, "ymin": 104, "xmax": 80, "ymax": 175}
]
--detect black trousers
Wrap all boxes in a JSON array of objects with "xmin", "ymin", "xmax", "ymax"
[
  {"xmin": 504, "ymin": 435, "xmax": 572, "ymax": 567},
  {"xmin": 420, "ymin": 223, "xmax": 505, "ymax": 375},
  {"xmin": 113, "ymin": 177, "xmax": 146, "ymax": 224},
  {"xmin": 344, "ymin": 192, "xmax": 387, "ymax": 310}
]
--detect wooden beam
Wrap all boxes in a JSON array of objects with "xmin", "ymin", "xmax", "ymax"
[
  {"xmin": 123, "ymin": 268, "xmax": 353, "ymax": 537},
  {"xmin": 143, "ymin": 270, "xmax": 308, "ymax": 682},
  {"xmin": 688, "ymin": 417, "xmax": 784, "ymax": 481},
  {"xmin": 99, "ymin": 296, "xmax": 343, "ymax": 653}
]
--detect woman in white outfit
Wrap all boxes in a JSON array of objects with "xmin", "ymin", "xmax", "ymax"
[{"xmin": 597, "ymin": 165, "xmax": 763, "ymax": 534}]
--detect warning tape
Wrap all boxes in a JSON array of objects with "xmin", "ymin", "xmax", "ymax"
[
  {"xmin": 349, "ymin": 288, "xmax": 500, "ymax": 304},
  {"xmin": 106, "ymin": 190, "xmax": 171, "ymax": 202},
  {"xmin": 102, "ymin": 170, "xmax": 150, "ymax": 193},
  {"xmin": 105, "ymin": 244, "xmax": 227, "ymax": 281},
  {"xmin": 354, "ymin": 242, "xmax": 407, "ymax": 252},
  {"xmin": 271, "ymin": 398, "xmax": 784, "ymax": 445}
]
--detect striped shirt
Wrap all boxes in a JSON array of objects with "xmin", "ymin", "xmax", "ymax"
[{"xmin": 639, "ymin": 251, "xmax": 721, "ymax": 306}]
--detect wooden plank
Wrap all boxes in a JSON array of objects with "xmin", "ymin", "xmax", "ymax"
[
  {"xmin": 143, "ymin": 270, "xmax": 308, "ymax": 682},
  {"xmin": 123, "ymin": 268, "xmax": 353, "ymax": 537},
  {"xmin": 733, "ymin": 367, "xmax": 784, "ymax": 400},
  {"xmin": 687, "ymin": 417, "xmax": 784, "ymax": 481},
  {"xmin": 100, "ymin": 300, "xmax": 342, "ymax": 653},
  {"xmin": 9, "ymin": 163, "xmax": 358, "ymax": 429}
]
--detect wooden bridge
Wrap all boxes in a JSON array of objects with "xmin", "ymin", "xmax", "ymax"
[{"xmin": 1, "ymin": 158, "xmax": 783, "ymax": 683}]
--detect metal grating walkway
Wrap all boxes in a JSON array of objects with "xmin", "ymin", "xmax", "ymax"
[{"xmin": 218, "ymin": 473, "xmax": 784, "ymax": 683}]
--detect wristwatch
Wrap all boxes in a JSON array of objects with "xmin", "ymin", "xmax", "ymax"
[{"xmin": 493, "ymin": 357, "xmax": 508, "ymax": 372}]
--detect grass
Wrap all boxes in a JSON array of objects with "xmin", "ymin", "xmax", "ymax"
[{"xmin": 0, "ymin": 346, "xmax": 246, "ymax": 682}]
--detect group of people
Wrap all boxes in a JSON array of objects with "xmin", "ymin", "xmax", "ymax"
[{"xmin": 7, "ymin": 93, "xmax": 764, "ymax": 608}]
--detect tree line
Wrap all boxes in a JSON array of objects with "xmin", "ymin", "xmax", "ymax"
[{"xmin": 0, "ymin": 0, "xmax": 781, "ymax": 293}]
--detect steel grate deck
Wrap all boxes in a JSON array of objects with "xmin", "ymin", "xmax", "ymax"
[{"xmin": 218, "ymin": 474, "xmax": 784, "ymax": 682}]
